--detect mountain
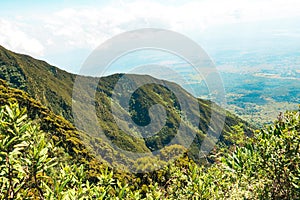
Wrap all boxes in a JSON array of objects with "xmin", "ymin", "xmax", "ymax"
[
  {"xmin": 1, "ymin": 84, "xmax": 298, "ymax": 199},
  {"xmin": 0, "ymin": 45, "xmax": 252, "ymax": 166},
  {"xmin": 1, "ymin": 46, "xmax": 298, "ymax": 199},
  {"xmin": 0, "ymin": 45, "xmax": 75, "ymax": 120}
]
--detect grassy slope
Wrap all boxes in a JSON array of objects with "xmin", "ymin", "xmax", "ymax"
[{"xmin": 0, "ymin": 45, "xmax": 253, "ymax": 163}]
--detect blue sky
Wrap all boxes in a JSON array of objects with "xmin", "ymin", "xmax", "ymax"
[{"xmin": 0, "ymin": 0, "xmax": 300, "ymax": 73}]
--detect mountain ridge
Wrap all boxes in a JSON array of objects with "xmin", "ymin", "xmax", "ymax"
[
  {"xmin": 0, "ymin": 45, "xmax": 253, "ymax": 165},
  {"xmin": 0, "ymin": 45, "xmax": 299, "ymax": 199}
]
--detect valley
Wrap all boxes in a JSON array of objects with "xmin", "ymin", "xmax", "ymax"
[{"xmin": 216, "ymin": 51, "xmax": 300, "ymax": 126}]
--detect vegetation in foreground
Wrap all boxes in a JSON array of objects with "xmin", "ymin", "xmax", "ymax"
[{"xmin": 0, "ymin": 102, "xmax": 299, "ymax": 199}]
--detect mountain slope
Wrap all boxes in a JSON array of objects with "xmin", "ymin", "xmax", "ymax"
[
  {"xmin": 0, "ymin": 45, "xmax": 253, "ymax": 165},
  {"xmin": 0, "ymin": 45, "xmax": 75, "ymax": 120},
  {"xmin": 1, "ymin": 78, "xmax": 298, "ymax": 199},
  {"xmin": 0, "ymin": 78, "xmax": 109, "ymax": 176}
]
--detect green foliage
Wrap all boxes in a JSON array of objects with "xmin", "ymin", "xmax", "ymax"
[
  {"xmin": 0, "ymin": 103, "xmax": 134, "ymax": 199},
  {"xmin": 139, "ymin": 111, "xmax": 299, "ymax": 199},
  {"xmin": 0, "ymin": 93, "xmax": 299, "ymax": 199},
  {"xmin": 0, "ymin": 103, "xmax": 57, "ymax": 199},
  {"xmin": 218, "ymin": 111, "xmax": 300, "ymax": 199}
]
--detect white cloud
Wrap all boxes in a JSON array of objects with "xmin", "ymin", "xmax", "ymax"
[
  {"xmin": 0, "ymin": 19, "xmax": 44, "ymax": 57},
  {"xmin": 0, "ymin": 0, "xmax": 299, "ymax": 71},
  {"xmin": 40, "ymin": 0, "xmax": 300, "ymax": 49}
]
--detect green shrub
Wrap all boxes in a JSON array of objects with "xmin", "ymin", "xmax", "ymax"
[{"xmin": 0, "ymin": 103, "xmax": 299, "ymax": 199}]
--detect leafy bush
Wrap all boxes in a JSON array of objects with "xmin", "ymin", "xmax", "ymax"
[
  {"xmin": 0, "ymin": 103, "xmax": 130, "ymax": 199},
  {"xmin": 0, "ymin": 102, "xmax": 299, "ymax": 199}
]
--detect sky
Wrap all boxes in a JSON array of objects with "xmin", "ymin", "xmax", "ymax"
[{"xmin": 0, "ymin": 0, "xmax": 300, "ymax": 73}]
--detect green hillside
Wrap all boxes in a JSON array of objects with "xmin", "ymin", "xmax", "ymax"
[
  {"xmin": 0, "ymin": 45, "xmax": 252, "ymax": 165},
  {"xmin": 0, "ymin": 45, "xmax": 75, "ymax": 120},
  {"xmin": 0, "ymin": 46, "xmax": 299, "ymax": 199},
  {"xmin": 0, "ymin": 78, "xmax": 125, "ymax": 176},
  {"xmin": 0, "ymin": 86, "xmax": 298, "ymax": 199}
]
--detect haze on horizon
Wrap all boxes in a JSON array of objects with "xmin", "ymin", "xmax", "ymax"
[{"xmin": 0, "ymin": 0, "xmax": 300, "ymax": 74}]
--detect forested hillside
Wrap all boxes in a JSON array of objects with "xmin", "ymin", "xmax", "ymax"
[
  {"xmin": 0, "ymin": 82, "xmax": 299, "ymax": 199},
  {"xmin": 0, "ymin": 45, "xmax": 252, "ymax": 165},
  {"xmin": 0, "ymin": 46, "xmax": 299, "ymax": 199}
]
